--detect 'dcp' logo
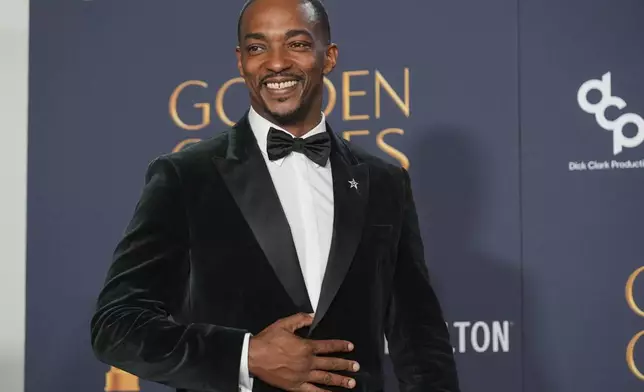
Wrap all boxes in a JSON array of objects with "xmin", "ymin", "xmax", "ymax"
[{"xmin": 577, "ymin": 72, "xmax": 644, "ymax": 155}]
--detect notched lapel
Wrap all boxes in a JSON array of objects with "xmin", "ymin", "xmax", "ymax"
[
  {"xmin": 309, "ymin": 134, "xmax": 370, "ymax": 334},
  {"xmin": 212, "ymin": 117, "xmax": 313, "ymax": 314}
]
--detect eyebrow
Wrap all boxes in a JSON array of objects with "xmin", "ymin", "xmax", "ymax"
[
  {"xmin": 243, "ymin": 32, "xmax": 267, "ymax": 41},
  {"xmin": 284, "ymin": 29, "xmax": 313, "ymax": 40},
  {"xmin": 243, "ymin": 29, "xmax": 314, "ymax": 42}
]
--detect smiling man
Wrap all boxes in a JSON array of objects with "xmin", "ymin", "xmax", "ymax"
[{"xmin": 90, "ymin": 1, "xmax": 461, "ymax": 392}]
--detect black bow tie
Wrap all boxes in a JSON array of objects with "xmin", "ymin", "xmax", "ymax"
[{"xmin": 266, "ymin": 127, "xmax": 331, "ymax": 166}]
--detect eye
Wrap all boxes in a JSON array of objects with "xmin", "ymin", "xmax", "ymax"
[
  {"xmin": 247, "ymin": 44, "xmax": 265, "ymax": 54},
  {"xmin": 289, "ymin": 41, "xmax": 312, "ymax": 50}
]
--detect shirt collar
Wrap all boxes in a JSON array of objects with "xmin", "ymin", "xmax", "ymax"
[{"xmin": 248, "ymin": 106, "xmax": 327, "ymax": 166}]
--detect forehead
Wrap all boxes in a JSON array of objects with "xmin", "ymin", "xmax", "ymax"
[{"xmin": 241, "ymin": 0, "xmax": 319, "ymax": 35}]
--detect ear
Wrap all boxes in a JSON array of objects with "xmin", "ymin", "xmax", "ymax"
[
  {"xmin": 322, "ymin": 43, "xmax": 338, "ymax": 75},
  {"xmin": 235, "ymin": 46, "xmax": 245, "ymax": 78}
]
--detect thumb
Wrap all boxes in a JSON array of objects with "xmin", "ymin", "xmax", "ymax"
[{"xmin": 281, "ymin": 312, "xmax": 314, "ymax": 332}]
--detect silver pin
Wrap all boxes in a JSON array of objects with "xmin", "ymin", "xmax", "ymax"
[{"xmin": 348, "ymin": 178, "xmax": 359, "ymax": 190}]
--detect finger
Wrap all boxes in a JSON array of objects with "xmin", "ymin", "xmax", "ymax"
[
  {"xmin": 313, "ymin": 357, "xmax": 360, "ymax": 372},
  {"xmin": 308, "ymin": 370, "xmax": 356, "ymax": 389},
  {"xmin": 280, "ymin": 312, "xmax": 314, "ymax": 332},
  {"xmin": 298, "ymin": 382, "xmax": 331, "ymax": 392},
  {"xmin": 279, "ymin": 313, "xmax": 313, "ymax": 332},
  {"xmin": 310, "ymin": 339, "xmax": 354, "ymax": 354}
]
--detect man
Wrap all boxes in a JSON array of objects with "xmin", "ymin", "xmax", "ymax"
[{"xmin": 90, "ymin": 0, "xmax": 460, "ymax": 391}]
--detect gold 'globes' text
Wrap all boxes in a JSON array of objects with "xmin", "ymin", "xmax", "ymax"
[{"xmin": 626, "ymin": 266, "xmax": 644, "ymax": 381}]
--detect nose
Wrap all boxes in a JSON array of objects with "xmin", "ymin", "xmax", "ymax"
[{"xmin": 265, "ymin": 46, "xmax": 292, "ymax": 74}]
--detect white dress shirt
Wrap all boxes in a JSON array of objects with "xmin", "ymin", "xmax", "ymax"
[{"xmin": 239, "ymin": 106, "xmax": 335, "ymax": 391}]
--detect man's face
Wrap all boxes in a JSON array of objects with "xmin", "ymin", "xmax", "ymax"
[{"xmin": 236, "ymin": 0, "xmax": 337, "ymax": 125}]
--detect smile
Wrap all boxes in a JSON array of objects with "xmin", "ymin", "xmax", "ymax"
[{"xmin": 264, "ymin": 80, "xmax": 300, "ymax": 91}]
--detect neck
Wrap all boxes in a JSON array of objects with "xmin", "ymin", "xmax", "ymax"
[{"xmin": 280, "ymin": 112, "xmax": 322, "ymax": 138}]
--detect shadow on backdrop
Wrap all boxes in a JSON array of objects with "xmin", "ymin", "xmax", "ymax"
[{"xmin": 380, "ymin": 126, "xmax": 547, "ymax": 392}]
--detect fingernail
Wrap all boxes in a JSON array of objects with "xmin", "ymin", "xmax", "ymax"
[
  {"xmin": 308, "ymin": 313, "xmax": 315, "ymax": 317},
  {"xmin": 348, "ymin": 342, "xmax": 354, "ymax": 350},
  {"xmin": 348, "ymin": 379, "xmax": 356, "ymax": 388},
  {"xmin": 353, "ymin": 362, "xmax": 360, "ymax": 371}
]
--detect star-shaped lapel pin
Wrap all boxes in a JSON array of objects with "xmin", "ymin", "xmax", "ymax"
[{"xmin": 348, "ymin": 178, "xmax": 359, "ymax": 190}]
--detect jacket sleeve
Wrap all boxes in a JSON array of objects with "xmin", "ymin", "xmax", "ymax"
[
  {"xmin": 384, "ymin": 167, "xmax": 461, "ymax": 392},
  {"xmin": 90, "ymin": 156, "xmax": 248, "ymax": 392}
]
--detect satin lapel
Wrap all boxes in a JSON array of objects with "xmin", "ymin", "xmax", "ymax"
[
  {"xmin": 309, "ymin": 132, "xmax": 369, "ymax": 333},
  {"xmin": 212, "ymin": 115, "xmax": 313, "ymax": 314}
]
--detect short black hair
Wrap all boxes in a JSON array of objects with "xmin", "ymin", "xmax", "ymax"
[{"xmin": 237, "ymin": 0, "xmax": 331, "ymax": 44}]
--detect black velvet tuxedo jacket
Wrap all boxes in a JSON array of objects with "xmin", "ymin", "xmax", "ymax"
[{"xmin": 90, "ymin": 113, "xmax": 460, "ymax": 392}]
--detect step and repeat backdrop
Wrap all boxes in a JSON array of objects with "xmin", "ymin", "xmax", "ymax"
[{"xmin": 26, "ymin": 0, "xmax": 643, "ymax": 391}]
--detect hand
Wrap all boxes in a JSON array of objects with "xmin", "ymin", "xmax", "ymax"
[{"xmin": 248, "ymin": 313, "xmax": 360, "ymax": 391}]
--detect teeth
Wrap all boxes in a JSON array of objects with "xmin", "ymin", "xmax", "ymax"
[{"xmin": 266, "ymin": 80, "xmax": 298, "ymax": 90}]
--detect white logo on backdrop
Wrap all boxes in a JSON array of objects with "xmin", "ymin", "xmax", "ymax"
[
  {"xmin": 384, "ymin": 320, "xmax": 513, "ymax": 355},
  {"xmin": 577, "ymin": 72, "xmax": 644, "ymax": 155},
  {"xmin": 569, "ymin": 72, "xmax": 644, "ymax": 172}
]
